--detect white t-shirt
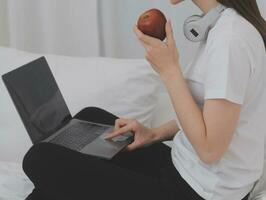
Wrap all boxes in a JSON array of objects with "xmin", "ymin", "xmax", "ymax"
[{"xmin": 172, "ymin": 8, "xmax": 266, "ymax": 200}]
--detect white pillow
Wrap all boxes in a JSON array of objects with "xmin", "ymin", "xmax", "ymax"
[
  {"xmin": 151, "ymin": 82, "xmax": 179, "ymax": 147},
  {"xmin": 0, "ymin": 47, "xmax": 161, "ymax": 162},
  {"xmin": 151, "ymin": 91, "xmax": 177, "ymax": 128}
]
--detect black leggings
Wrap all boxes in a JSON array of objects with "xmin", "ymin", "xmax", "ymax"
[{"xmin": 23, "ymin": 107, "xmax": 249, "ymax": 200}]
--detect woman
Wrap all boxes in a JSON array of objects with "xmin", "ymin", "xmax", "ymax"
[{"xmin": 23, "ymin": 0, "xmax": 266, "ymax": 199}]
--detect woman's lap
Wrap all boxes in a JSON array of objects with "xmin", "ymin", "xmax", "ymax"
[
  {"xmin": 26, "ymin": 106, "xmax": 236, "ymax": 200},
  {"xmin": 23, "ymin": 142, "xmax": 171, "ymax": 200},
  {"xmin": 23, "ymin": 107, "xmax": 178, "ymax": 200}
]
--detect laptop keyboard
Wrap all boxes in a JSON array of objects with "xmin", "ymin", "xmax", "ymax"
[{"xmin": 49, "ymin": 122, "xmax": 110, "ymax": 151}]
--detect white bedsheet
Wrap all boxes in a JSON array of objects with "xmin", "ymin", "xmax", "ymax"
[{"xmin": 0, "ymin": 162, "xmax": 33, "ymax": 200}]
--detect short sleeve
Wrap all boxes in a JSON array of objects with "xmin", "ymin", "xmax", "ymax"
[{"xmin": 204, "ymin": 34, "xmax": 252, "ymax": 105}]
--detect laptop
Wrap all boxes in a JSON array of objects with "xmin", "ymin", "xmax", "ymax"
[{"xmin": 2, "ymin": 57, "xmax": 133, "ymax": 159}]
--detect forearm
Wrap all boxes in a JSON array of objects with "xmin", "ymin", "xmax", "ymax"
[
  {"xmin": 153, "ymin": 119, "xmax": 180, "ymax": 142},
  {"xmin": 160, "ymin": 66, "xmax": 209, "ymax": 162}
]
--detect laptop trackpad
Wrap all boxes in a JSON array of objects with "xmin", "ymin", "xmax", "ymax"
[{"xmin": 81, "ymin": 132, "xmax": 133, "ymax": 160}]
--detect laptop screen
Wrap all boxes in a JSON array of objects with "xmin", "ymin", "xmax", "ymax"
[{"xmin": 2, "ymin": 57, "xmax": 72, "ymax": 143}]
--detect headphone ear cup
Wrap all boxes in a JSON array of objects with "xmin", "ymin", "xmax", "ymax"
[
  {"xmin": 184, "ymin": 15, "xmax": 202, "ymax": 24},
  {"xmin": 184, "ymin": 15, "xmax": 206, "ymax": 42},
  {"xmin": 183, "ymin": 3, "xmax": 226, "ymax": 42}
]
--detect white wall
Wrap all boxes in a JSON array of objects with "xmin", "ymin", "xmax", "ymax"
[
  {"xmin": 6, "ymin": 0, "xmax": 100, "ymax": 57},
  {"xmin": 0, "ymin": 0, "xmax": 201, "ymax": 65},
  {"xmin": 0, "ymin": 0, "xmax": 265, "ymax": 62},
  {"xmin": 0, "ymin": 0, "xmax": 9, "ymax": 46},
  {"xmin": 257, "ymin": 0, "xmax": 266, "ymax": 19}
]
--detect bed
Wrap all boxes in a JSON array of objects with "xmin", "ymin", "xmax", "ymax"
[{"xmin": 0, "ymin": 47, "xmax": 265, "ymax": 200}]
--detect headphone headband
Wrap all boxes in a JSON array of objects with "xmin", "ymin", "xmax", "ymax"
[{"xmin": 183, "ymin": 3, "xmax": 227, "ymax": 42}]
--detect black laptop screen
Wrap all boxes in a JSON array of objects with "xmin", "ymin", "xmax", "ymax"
[{"xmin": 2, "ymin": 57, "xmax": 71, "ymax": 143}]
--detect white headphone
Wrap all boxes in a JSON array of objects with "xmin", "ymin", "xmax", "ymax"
[{"xmin": 183, "ymin": 3, "xmax": 227, "ymax": 42}]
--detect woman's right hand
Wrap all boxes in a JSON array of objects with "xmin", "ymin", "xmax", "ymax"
[{"xmin": 104, "ymin": 118, "xmax": 158, "ymax": 151}]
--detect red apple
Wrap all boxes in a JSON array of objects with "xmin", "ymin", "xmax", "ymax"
[{"xmin": 137, "ymin": 9, "xmax": 167, "ymax": 41}]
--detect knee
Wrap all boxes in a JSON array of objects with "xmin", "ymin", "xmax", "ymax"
[
  {"xmin": 22, "ymin": 143, "xmax": 55, "ymax": 177},
  {"xmin": 74, "ymin": 106, "xmax": 119, "ymax": 125},
  {"xmin": 75, "ymin": 106, "xmax": 107, "ymax": 117},
  {"xmin": 73, "ymin": 106, "xmax": 101, "ymax": 120}
]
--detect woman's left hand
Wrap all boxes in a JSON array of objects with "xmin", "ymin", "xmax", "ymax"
[{"xmin": 133, "ymin": 20, "xmax": 180, "ymax": 77}]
